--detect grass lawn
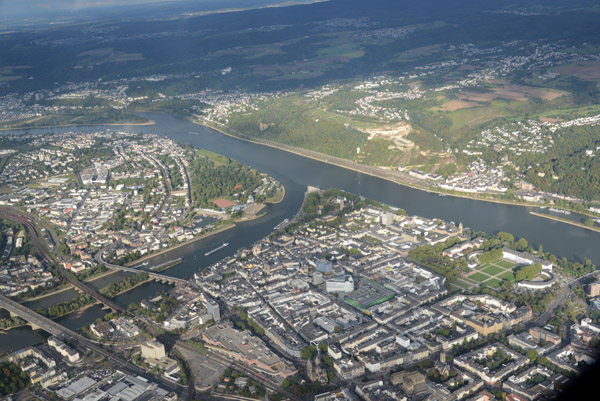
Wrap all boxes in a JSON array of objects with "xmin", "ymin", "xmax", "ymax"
[
  {"xmin": 485, "ymin": 278, "xmax": 503, "ymax": 289},
  {"xmin": 469, "ymin": 272, "xmax": 490, "ymax": 283},
  {"xmin": 499, "ymin": 272, "xmax": 516, "ymax": 281},
  {"xmin": 452, "ymin": 280, "xmax": 471, "ymax": 290},
  {"xmin": 497, "ymin": 260, "xmax": 516, "ymax": 269},
  {"xmin": 483, "ymin": 265, "xmax": 504, "ymax": 276}
]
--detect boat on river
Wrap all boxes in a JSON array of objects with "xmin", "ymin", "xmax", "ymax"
[{"xmin": 205, "ymin": 242, "xmax": 229, "ymax": 256}]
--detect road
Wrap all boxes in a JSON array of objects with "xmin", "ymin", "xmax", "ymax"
[
  {"xmin": 94, "ymin": 247, "xmax": 187, "ymax": 285},
  {"xmin": 0, "ymin": 293, "xmax": 186, "ymax": 396},
  {"xmin": 0, "ymin": 206, "xmax": 126, "ymax": 313},
  {"xmin": 533, "ymin": 269, "xmax": 600, "ymax": 326}
]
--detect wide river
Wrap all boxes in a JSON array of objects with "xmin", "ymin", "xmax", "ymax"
[{"xmin": 1, "ymin": 112, "xmax": 599, "ymax": 352}]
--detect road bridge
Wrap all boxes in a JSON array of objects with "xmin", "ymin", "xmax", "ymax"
[
  {"xmin": 0, "ymin": 206, "xmax": 126, "ymax": 314},
  {"xmin": 0, "ymin": 294, "xmax": 185, "ymax": 396},
  {"xmin": 0, "ymin": 294, "xmax": 65, "ymax": 335},
  {"xmin": 95, "ymin": 251, "xmax": 187, "ymax": 286}
]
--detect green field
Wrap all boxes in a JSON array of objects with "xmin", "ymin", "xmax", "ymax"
[
  {"xmin": 485, "ymin": 278, "xmax": 503, "ymax": 289},
  {"xmin": 452, "ymin": 280, "xmax": 472, "ymax": 290},
  {"xmin": 466, "ymin": 258, "xmax": 518, "ymax": 289},
  {"xmin": 498, "ymin": 260, "xmax": 516, "ymax": 269},
  {"xmin": 499, "ymin": 272, "xmax": 516, "ymax": 281},
  {"xmin": 469, "ymin": 272, "xmax": 490, "ymax": 283},
  {"xmin": 483, "ymin": 265, "xmax": 504, "ymax": 276}
]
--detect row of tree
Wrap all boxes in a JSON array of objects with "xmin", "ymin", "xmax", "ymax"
[
  {"xmin": 99, "ymin": 272, "xmax": 149, "ymax": 298},
  {"xmin": 37, "ymin": 294, "xmax": 94, "ymax": 318}
]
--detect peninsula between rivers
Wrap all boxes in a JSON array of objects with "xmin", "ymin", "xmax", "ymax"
[{"xmin": 0, "ymin": 130, "xmax": 283, "ymax": 306}]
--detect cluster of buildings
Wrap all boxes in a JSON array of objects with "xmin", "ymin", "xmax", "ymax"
[
  {"xmin": 202, "ymin": 322, "xmax": 297, "ymax": 380},
  {"xmin": 0, "ymin": 134, "xmax": 87, "ymax": 184},
  {"xmin": 0, "ymin": 131, "xmax": 278, "ymax": 278},
  {"xmin": 90, "ymin": 317, "xmax": 141, "ymax": 340},
  {"xmin": 466, "ymin": 115, "xmax": 600, "ymax": 160},
  {"xmin": 335, "ymin": 86, "xmax": 419, "ymax": 122},
  {"xmin": 193, "ymin": 202, "xmax": 463, "ymax": 366},
  {"xmin": 465, "ymin": 121, "xmax": 554, "ymax": 157},
  {"xmin": 186, "ymin": 89, "xmax": 286, "ymax": 124},
  {"xmin": 8, "ymin": 342, "xmax": 70, "ymax": 389},
  {"xmin": 180, "ymin": 199, "xmax": 570, "ymax": 399},
  {"xmin": 0, "ymin": 226, "xmax": 52, "ymax": 296},
  {"xmin": 53, "ymin": 370, "xmax": 177, "ymax": 401},
  {"xmin": 162, "ymin": 195, "xmax": 600, "ymax": 401},
  {"xmin": 139, "ymin": 340, "xmax": 181, "ymax": 382},
  {"xmin": 0, "ymin": 72, "xmax": 195, "ymax": 126},
  {"xmin": 161, "ymin": 286, "xmax": 220, "ymax": 331},
  {"xmin": 4, "ymin": 334, "xmax": 186, "ymax": 401},
  {"xmin": 440, "ymin": 160, "xmax": 507, "ymax": 194}
]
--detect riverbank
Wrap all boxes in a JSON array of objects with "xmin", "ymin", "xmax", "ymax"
[
  {"xmin": 0, "ymin": 119, "xmax": 156, "ymax": 132},
  {"xmin": 39, "ymin": 300, "xmax": 100, "ymax": 321},
  {"xmin": 103, "ymin": 277, "xmax": 153, "ymax": 299},
  {"xmin": 123, "ymin": 196, "xmax": 280, "ymax": 267},
  {"xmin": 19, "ymin": 269, "xmax": 123, "ymax": 303},
  {"xmin": 124, "ymin": 223, "xmax": 235, "ymax": 266},
  {"xmin": 265, "ymin": 185, "xmax": 285, "ymax": 205},
  {"xmin": 0, "ymin": 323, "xmax": 28, "ymax": 333},
  {"xmin": 529, "ymin": 212, "xmax": 600, "ymax": 233},
  {"xmin": 193, "ymin": 118, "xmax": 556, "ymax": 211}
]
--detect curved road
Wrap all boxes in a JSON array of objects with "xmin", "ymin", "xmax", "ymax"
[{"xmin": 0, "ymin": 206, "xmax": 125, "ymax": 314}]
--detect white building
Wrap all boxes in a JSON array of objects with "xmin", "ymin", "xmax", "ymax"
[{"xmin": 326, "ymin": 275, "xmax": 355, "ymax": 293}]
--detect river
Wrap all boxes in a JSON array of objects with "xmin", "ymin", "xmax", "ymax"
[{"xmin": 1, "ymin": 112, "xmax": 599, "ymax": 352}]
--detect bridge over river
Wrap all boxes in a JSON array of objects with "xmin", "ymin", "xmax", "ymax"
[{"xmin": 95, "ymin": 251, "xmax": 188, "ymax": 285}]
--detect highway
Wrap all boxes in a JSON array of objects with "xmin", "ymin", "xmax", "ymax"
[
  {"xmin": 0, "ymin": 293, "xmax": 186, "ymax": 395},
  {"xmin": 0, "ymin": 206, "xmax": 126, "ymax": 314}
]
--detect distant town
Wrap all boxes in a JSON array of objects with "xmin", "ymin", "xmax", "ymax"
[{"xmin": 2, "ymin": 38, "xmax": 600, "ymax": 222}]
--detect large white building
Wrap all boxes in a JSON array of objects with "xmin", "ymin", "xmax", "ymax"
[
  {"xmin": 502, "ymin": 248, "xmax": 553, "ymax": 270},
  {"xmin": 326, "ymin": 275, "xmax": 355, "ymax": 293}
]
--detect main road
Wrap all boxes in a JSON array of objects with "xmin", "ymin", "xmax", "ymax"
[
  {"xmin": 0, "ymin": 206, "xmax": 126, "ymax": 314},
  {"xmin": 0, "ymin": 293, "xmax": 185, "ymax": 396},
  {"xmin": 533, "ymin": 269, "xmax": 600, "ymax": 326},
  {"xmin": 94, "ymin": 248, "xmax": 187, "ymax": 285}
]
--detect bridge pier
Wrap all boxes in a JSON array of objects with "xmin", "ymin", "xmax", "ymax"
[{"xmin": 9, "ymin": 308, "xmax": 40, "ymax": 330}]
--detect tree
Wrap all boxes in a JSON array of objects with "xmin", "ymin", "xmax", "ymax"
[
  {"xmin": 318, "ymin": 342, "xmax": 328, "ymax": 353},
  {"xmin": 585, "ymin": 218, "xmax": 594, "ymax": 227},
  {"xmin": 526, "ymin": 350, "xmax": 539, "ymax": 363},
  {"xmin": 497, "ymin": 232, "xmax": 515, "ymax": 243},
  {"xmin": 301, "ymin": 345, "xmax": 317, "ymax": 360},
  {"xmin": 516, "ymin": 263, "xmax": 542, "ymax": 281}
]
